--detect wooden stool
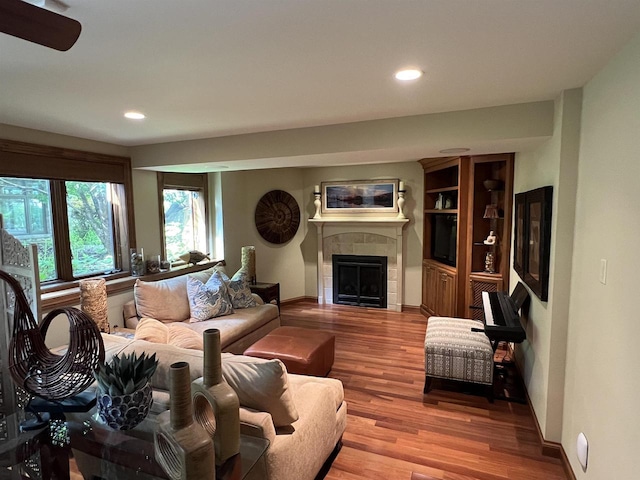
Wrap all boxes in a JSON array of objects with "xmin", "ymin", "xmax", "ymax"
[{"xmin": 243, "ymin": 326, "xmax": 335, "ymax": 377}]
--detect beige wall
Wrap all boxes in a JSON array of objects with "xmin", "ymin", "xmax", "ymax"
[
  {"xmin": 562, "ymin": 31, "xmax": 640, "ymax": 479},
  {"xmin": 219, "ymin": 168, "xmax": 307, "ymax": 300},
  {"xmin": 510, "ymin": 89, "xmax": 581, "ymax": 442}
]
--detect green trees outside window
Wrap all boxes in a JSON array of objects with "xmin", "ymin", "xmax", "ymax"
[{"xmin": 0, "ymin": 177, "xmax": 118, "ymax": 282}]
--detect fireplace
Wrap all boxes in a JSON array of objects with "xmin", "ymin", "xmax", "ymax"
[{"xmin": 332, "ymin": 255, "xmax": 387, "ymax": 308}]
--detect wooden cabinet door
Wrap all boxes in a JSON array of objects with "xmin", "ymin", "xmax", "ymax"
[
  {"xmin": 422, "ymin": 263, "xmax": 437, "ymax": 315},
  {"xmin": 437, "ymin": 269, "xmax": 457, "ymax": 317}
]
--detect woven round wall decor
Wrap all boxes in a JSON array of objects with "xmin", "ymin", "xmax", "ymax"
[{"xmin": 255, "ymin": 190, "xmax": 300, "ymax": 244}]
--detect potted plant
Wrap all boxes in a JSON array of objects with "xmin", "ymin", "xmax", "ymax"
[{"xmin": 94, "ymin": 351, "xmax": 158, "ymax": 430}]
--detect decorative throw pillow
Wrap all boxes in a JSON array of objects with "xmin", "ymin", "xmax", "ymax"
[
  {"xmin": 134, "ymin": 317, "xmax": 169, "ymax": 344},
  {"xmin": 187, "ymin": 272, "xmax": 234, "ymax": 322},
  {"xmin": 219, "ymin": 267, "xmax": 256, "ymax": 309},
  {"xmin": 134, "ymin": 277, "xmax": 191, "ymax": 322},
  {"xmin": 221, "ymin": 353, "xmax": 299, "ymax": 427},
  {"xmin": 167, "ymin": 323, "xmax": 204, "ymax": 350}
]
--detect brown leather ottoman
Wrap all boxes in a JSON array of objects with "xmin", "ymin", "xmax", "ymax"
[{"xmin": 243, "ymin": 326, "xmax": 335, "ymax": 377}]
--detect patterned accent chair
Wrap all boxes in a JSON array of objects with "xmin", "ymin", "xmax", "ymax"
[{"xmin": 423, "ymin": 317, "xmax": 494, "ymax": 401}]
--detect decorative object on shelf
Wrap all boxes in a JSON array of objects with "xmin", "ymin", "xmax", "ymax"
[
  {"xmin": 484, "ymin": 251, "xmax": 496, "ymax": 273},
  {"xmin": 130, "ymin": 248, "xmax": 145, "ymax": 276},
  {"xmin": 483, "ymin": 231, "xmax": 497, "ymax": 246},
  {"xmin": 435, "ymin": 193, "xmax": 444, "ymax": 210},
  {"xmin": 160, "ymin": 259, "xmax": 171, "ymax": 272},
  {"xmin": 94, "ymin": 351, "xmax": 158, "ymax": 430},
  {"xmin": 321, "ymin": 179, "xmax": 398, "ymax": 213},
  {"xmin": 241, "ymin": 245, "xmax": 257, "ymax": 284},
  {"xmin": 192, "ymin": 329, "xmax": 240, "ymax": 465},
  {"xmin": 483, "ymin": 179, "xmax": 504, "ymax": 192},
  {"xmin": 0, "ymin": 269, "xmax": 105, "ymax": 401},
  {"xmin": 313, "ymin": 185, "xmax": 322, "ymax": 219},
  {"xmin": 146, "ymin": 254, "xmax": 161, "ymax": 274},
  {"xmin": 513, "ymin": 186, "xmax": 553, "ymax": 301},
  {"xmin": 255, "ymin": 189, "xmax": 301, "ymax": 244},
  {"xmin": 483, "ymin": 204, "xmax": 500, "ymax": 219},
  {"xmin": 179, "ymin": 250, "xmax": 210, "ymax": 265},
  {"xmin": 155, "ymin": 362, "xmax": 216, "ymax": 480},
  {"xmin": 79, "ymin": 278, "xmax": 109, "ymax": 333},
  {"xmin": 397, "ymin": 180, "xmax": 406, "ymax": 219}
]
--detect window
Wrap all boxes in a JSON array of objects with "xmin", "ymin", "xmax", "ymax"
[
  {"xmin": 0, "ymin": 177, "xmax": 56, "ymax": 281},
  {"xmin": 0, "ymin": 140, "xmax": 135, "ymax": 284},
  {"xmin": 66, "ymin": 181, "xmax": 117, "ymax": 277},
  {"xmin": 158, "ymin": 173, "xmax": 209, "ymax": 263}
]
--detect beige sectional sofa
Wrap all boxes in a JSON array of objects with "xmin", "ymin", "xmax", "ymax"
[
  {"xmin": 122, "ymin": 267, "xmax": 280, "ymax": 354},
  {"xmin": 102, "ymin": 334, "xmax": 347, "ymax": 480}
]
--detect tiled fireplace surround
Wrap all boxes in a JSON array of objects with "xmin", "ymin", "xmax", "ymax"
[{"xmin": 309, "ymin": 218, "xmax": 409, "ymax": 312}]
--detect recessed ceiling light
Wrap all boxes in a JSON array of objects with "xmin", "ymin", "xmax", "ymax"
[
  {"xmin": 124, "ymin": 111, "xmax": 145, "ymax": 120},
  {"xmin": 439, "ymin": 147, "xmax": 470, "ymax": 154},
  {"xmin": 395, "ymin": 69, "xmax": 423, "ymax": 81}
]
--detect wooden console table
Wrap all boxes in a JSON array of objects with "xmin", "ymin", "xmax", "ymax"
[{"xmin": 250, "ymin": 282, "xmax": 280, "ymax": 310}]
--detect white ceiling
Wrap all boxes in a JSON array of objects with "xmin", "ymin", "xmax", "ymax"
[{"xmin": 2, "ymin": 0, "xmax": 640, "ymax": 164}]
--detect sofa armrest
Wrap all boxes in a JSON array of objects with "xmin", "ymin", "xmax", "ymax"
[
  {"xmin": 251, "ymin": 293, "xmax": 264, "ymax": 305},
  {"xmin": 239, "ymin": 407, "xmax": 276, "ymax": 443},
  {"xmin": 123, "ymin": 300, "xmax": 140, "ymax": 329}
]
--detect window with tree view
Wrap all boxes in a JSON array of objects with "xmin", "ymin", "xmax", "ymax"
[
  {"xmin": 163, "ymin": 188, "xmax": 207, "ymax": 262},
  {"xmin": 0, "ymin": 177, "xmax": 56, "ymax": 281},
  {"xmin": 0, "ymin": 177, "xmax": 121, "ymax": 282}
]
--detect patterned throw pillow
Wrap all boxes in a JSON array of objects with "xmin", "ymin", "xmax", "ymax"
[
  {"xmin": 187, "ymin": 271, "xmax": 234, "ymax": 322},
  {"xmin": 219, "ymin": 268, "xmax": 257, "ymax": 309}
]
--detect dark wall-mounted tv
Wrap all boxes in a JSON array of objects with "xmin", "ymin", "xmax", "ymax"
[{"xmin": 431, "ymin": 214, "xmax": 457, "ymax": 267}]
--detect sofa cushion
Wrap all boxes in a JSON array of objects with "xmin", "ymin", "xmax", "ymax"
[
  {"xmin": 221, "ymin": 353, "xmax": 299, "ymax": 427},
  {"xmin": 186, "ymin": 303, "xmax": 279, "ymax": 347},
  {"xmin": 167, "ymin": 322, "xmax": 204, "ymax": 350},
  {"xmin": 134, "ymin": 317, "xmax": 169, "ymax": 344},
  {"xmin": 187, "ymin": 272, "xmax": 234, "ymax": 322},
  {"xmin": 219, "ymin": 267, "xmax": 257, "ymax": 309},
  {"xmin": 134, "ymin": 317, "xmax": 204, "ymax": 350},
  {"xmin": 134, "ymin": 276, "xmax": 190, "ymax": 322}
]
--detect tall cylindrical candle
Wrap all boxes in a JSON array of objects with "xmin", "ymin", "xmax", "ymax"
[
  {"xmin": 314, "ymin": 184, "xmax": 320, "ymax": 193},
  {"xmin": 399, "ymin": 180, "xmax": 405, "ymax": 191}
]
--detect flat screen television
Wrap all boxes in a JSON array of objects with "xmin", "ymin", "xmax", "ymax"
[{"xmin": 431, "ymin": 214, "xmax": 457, "ymax": 267}]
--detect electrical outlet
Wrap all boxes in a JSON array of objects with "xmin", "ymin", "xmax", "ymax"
[
  {"xmin": 599, "ymin": 259, "xmax": 607, "ymax": 285},
  {"xmin": 577, "ymin": 432, "xmax": 589, "ymax": 471}
]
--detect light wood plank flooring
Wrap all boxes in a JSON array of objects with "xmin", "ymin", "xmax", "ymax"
[{"xmin": 280, "ymin": 301, "xmax": 567, "ymax": 480}]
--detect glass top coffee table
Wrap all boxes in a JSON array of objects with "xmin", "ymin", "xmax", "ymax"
[{"xmin": 0, "ymin": 391, "xmax": 269, "ymax": 480}]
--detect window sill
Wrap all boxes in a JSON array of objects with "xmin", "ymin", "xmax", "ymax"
[{"xmin": 41, "ymin": 260, "xmax": 223, "ymax": 313}]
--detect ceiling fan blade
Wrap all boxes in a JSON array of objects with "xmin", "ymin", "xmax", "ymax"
[{"xmin": 0, "ymin": 0, "xmax": 81, "ymax": 51}]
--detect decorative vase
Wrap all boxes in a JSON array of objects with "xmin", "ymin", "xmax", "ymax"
[
  {"xmin": 155, "ymin": 362, "xmax": 215, "ymax": 480},
  {"xmin": 96, "ymin": 382, "xmax": 152, "ymax": 430},
  {"xmin": 79, "ymin": 277, "xmax": 109, "ymax": 333},
  {"xmin": 130, "ymin": 248, "xmax": 145, "ymax": 276},
  {"xmin": 485, "ymin": 251, "xmax": 495, "ymax": 273},
  {"xmin": 241, "ymin": 246, "xmax": 256, "ymax": 284},
  {"xmin": 192, "ymin": 329, "xmax": 240, "ymax": 465}
]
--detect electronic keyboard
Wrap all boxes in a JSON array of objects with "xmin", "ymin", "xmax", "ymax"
[{"xmin": 480, "ymin": 282, "xmax": 529, "ymax": 347}]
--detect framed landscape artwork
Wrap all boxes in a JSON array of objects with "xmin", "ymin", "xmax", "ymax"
[
  {"xmin": 321, "ymin": 180, "xmax": 398, "ymax": 214},
  {"xmin": 513, "ymin": 186, "xmax": 553, "ymax": 301}
]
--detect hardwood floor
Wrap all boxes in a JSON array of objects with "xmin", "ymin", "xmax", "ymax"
[{"xmin": 280, "ymin": 301, "xmax": 567, "ymax": 480}]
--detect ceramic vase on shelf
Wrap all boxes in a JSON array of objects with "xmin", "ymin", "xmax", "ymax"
[
  {"xmin": 192, "ymin": 329, "xmax": 240, "ymax": 465},
  {"xmin": 155, "ymin": 362, "xmax": 215, "ymax": 480},
  {"xmin": 130, "ymin": 248, "xmax": 145, "ymax": 277}
]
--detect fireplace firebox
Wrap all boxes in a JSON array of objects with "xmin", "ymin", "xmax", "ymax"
[{"xmin": 332, "ymin": 255, "xmax": 387, "ymax": 308}]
